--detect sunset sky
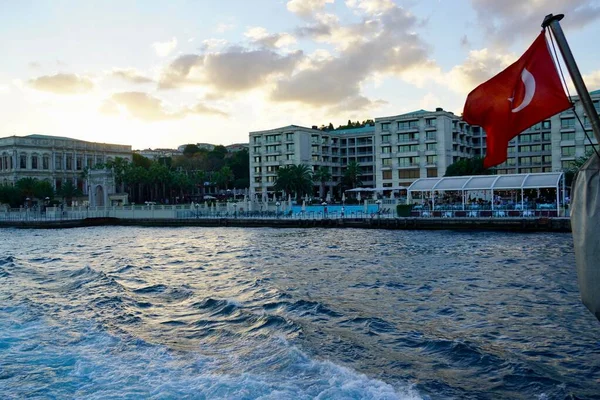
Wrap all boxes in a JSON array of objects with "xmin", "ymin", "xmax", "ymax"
[{"xmin": 1, "ymin": 0, "xmax": 599, "ymax": 150}]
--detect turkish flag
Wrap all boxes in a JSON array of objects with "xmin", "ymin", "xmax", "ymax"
[{"xmin": 463, "ymin": 31, "xmax": 571, "ymax": 168}]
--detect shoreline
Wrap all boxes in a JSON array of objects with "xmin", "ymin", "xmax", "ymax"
[{"xmin": 0, "ymin": 216, "xmax": 572, "ymax": 232}]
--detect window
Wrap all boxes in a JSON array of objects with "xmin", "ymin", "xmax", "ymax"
[
  {"xmin": 286, "ymin": 154, "xmax": 294, "ymax": 160},
  {"xmin": 286, "ymin": 144, "xmax": 294, "ymax": 152},
  {"xmin": 562, "ymin": 160, "xmax": 575, "ymax": 169},
  {"xmin": 542, "ymin": 144, "xmax": 552, "ymax": 151},
  {"xmin": 265, "ymin": 155, "xmax": 279, "ymax": 162},
  {"xmin": 561, "ymin": 146, "xmax": 575, "ymax": 156},
  {"xmin": 398, "ymin": 169, "xmax": 419, "ymax": 179},
  {"xmin": 426, "ymin": 132, "xmax": 437, "ymax": 140},
  {"xmin": 398, "ymin": 133, "xmax": 419, "ymax": 142},
  {"xmin": 266, "ymin": 166, "xmax": 278, "ymax": 173},
  {"xmin": 311, "ymin": 145, "xmax": 319, "ymax": 153},
  {"xmin": 542, "ymin": 120, "xmax": 551, "ymax": 129},
  {"xmin": 381, "ymin": 122, "xmax": 390, "ymax": 131},
  {"xmin": 398, "ymin": 144, "xmax": 418, "ymax": 152},
  {"xmin": 20, "ymin": 154, "xmax": 27, "ymax": 169},
  {"xmin": 76, "ymin": 156, "xmax": 83, "ymax": 170},
  {"xmin": 31, "ymin": 155, "xmax": 38, "ymax": 169},
  {"xmin": 285, "ymin": 132, "xmax": 294, "ymax": 141},
  {"xmin": 55, "ymin": 154, "xmax": 63, "ymax": 170},
  {"xmin": 254, "ymin": 167, "xmax": 261, "ymax": 173},
  {"xmin": 96, "ymin": 156, "xmax": 103, "ymax": 165},
  {"xmin": 543, "ymin": 132, "xmax": 552, "ymax": 141},
  {"xmin": 561, "ymin": 132, "xmax": 575, "ymax": 141},
  {"xmin": 381, "ymin": 134, "xmax": 391, "ymax": 143},
  {"xmin": 398, "ymin": 120, "xmax": 419, "ymax": 130},
  {"xmin": 382, "ymin": 158, "xmax": 392, "ymax": 166},
  {"xmin": 594, "ymin": 100, "xmax": 600, "ymax": 112},
  {"xmin": 266, "ymin": 145, "xmax": 280, "ymax": 153},
  {"xmin": 253, "ymin": 146, "xmax": 261, "ymax": 154},
  {"xmin": 253, "ymin": 136, "xmax": 262, "ymax": 144},
  {"xmin": 398, "ymin": 156, "xmax": 419, "ymax": 167},
  {"xmin": 265, "ymin": 134, "xmax": 281, "ymax": 143},
  {"xmin": 254, "ymin": 156, "xmax": 261, "ymax": 163},
  {"xmin": 426, "ymin": 155, "xmax": 437, "ymax": 165},
  {"xmin": 382, "ymin": 170, "xmax": 392, "ymax": 179},
  {"xmin": 43, "ymin": 155, "xmax": 49, "ymax": 170},
  {"xmin": 426, "ymin": 143, "xmax": 437, "ymax": 151},
  {"xmin": 561, "ymin": 118, "xmax": 575, "ymax": 129},
  {"xmin": 425, "ymin": 118, "xmax": 436, "ymax": 127},
  {"xmin": 427, "ymin": 169, "xmax": 437, "ymax": 177},
  {"xmin": 66, "ymin": 154, "xmax": 73, "ymax": 170},
  {"xmin": 382, "ymin": 146, "xmax": 391, "ymax": 154},
  {"xmin": 543, "ymin": 155, "xmax": 552, "ymax": 163},
  {"xmin": 87, "ymin": 157, "xmax": 93, "ymax": 168}
]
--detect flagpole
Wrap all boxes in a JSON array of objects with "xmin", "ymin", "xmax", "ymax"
[{"xmin": 542, "ymin": 14, "xmax": 600, "ymax": 144}]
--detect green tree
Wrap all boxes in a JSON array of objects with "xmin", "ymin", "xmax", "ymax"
[
  {"xmin": 342, "ymin": 161, "xmax": 362, "ymax": 189},
  {"xmin": 0, "ymin": 185, "xmax": 22, "ymax": 208},
  {"xmin": 132, "ymin": 153, "xmax": 152, "ymax": 169},
  {"xmin": 58, "ymin": 180, "xmax": 82, "ymax": 206},
  {"xmin": 274, "ymin": 164, "xmax": 313, "ymax": 199},
  {"xmin": 313, "ymin": 166, "xmax": 332, "ymax": 199},
  {"xmin": 33, "ymin": 180, "xmax": 54, "ymax": 200},
  {"xmin": 444, "ymin": 157, "xmax": 491, "ymax": 177},
  {"xmin": 15, "ymin": 178, "xmax": 37, "ymax": 199},
  {"xmin": 183, "ymin": 144, "xmax": 201, "ymax": 156},
  {"xmin": 564, "ymin": 149, "xmax": 597, "ymax": 187}
]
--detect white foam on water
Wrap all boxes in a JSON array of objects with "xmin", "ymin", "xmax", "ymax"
[{"xmin": 0, "ymin": 304, "xmax": 423, "ymax": 400}]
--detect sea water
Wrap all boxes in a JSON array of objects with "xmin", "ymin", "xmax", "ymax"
[{"xmin": 0, "ymin": 227, "xmax": 598, "ymax": 399}]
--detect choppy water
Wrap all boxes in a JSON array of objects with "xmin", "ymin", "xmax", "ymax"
[{"xmin": 0, "ymin": 227, "xmax": 598, "ymax": 399}]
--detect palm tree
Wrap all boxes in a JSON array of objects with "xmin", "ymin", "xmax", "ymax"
[
  {"xmin": 58, "ymin": 180, "xmax": 82, "ymax": 206},
  {"xmin": 342, "ymin": 160, "xmax": 362, "ymax": 190},
  {"xmin": 313, "ymin": 166, "xmax": 331, "ymax": 199},
  {"xmin": 274, "ymin": 164, "xmax": 312, "ymax": 200}
]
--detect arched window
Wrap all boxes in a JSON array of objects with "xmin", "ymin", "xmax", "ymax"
[
  {"xmin": 42, "ymin": 154, "xmax": 50, "ymax": 170},
  {"xmin": 20, "ymin": 153, "xmax": 27, "ymax": 169},
  {"xmin": 31, "ymin": 153, "xmax": 39, "ymax": 170}
]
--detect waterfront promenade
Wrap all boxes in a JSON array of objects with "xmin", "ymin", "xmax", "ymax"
[{"xmin": 0, "ymin": 203, "xmax": 571, "ymax": 232}]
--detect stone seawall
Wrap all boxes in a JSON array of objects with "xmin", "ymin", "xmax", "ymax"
[{"xmin": 0, "ymin": 217, "xmax": 572, "ymax": 232}]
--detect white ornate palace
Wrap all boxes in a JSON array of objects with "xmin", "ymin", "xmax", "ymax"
[{"xmin": 0, "ymin": 134, "xmax": 132, "ymax": 197}]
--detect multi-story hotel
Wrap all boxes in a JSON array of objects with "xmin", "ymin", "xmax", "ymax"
[
  {"xmin": 249, "ymin": 89, "xmax": 600, "ymax": 197},
  {"xmin": 0, "ymin": 134, "xmax": 132, "ymax": 193}
]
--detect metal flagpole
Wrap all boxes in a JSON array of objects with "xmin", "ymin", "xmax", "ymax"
[
  {"xmin": 542, "ymin": 14, "xmax": 600, "ymax": 142},
  {"xmin": 544, "ymin": 13, "xmax": 600, "ymax": 321}
]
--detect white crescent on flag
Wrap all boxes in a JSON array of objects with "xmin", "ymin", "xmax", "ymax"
[{"xmin": 511, "ymin": 68, "xmax": 536, "ymax": 113}]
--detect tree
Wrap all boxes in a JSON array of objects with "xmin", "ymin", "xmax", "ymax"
[
  {"xmin": 444, "ymin": 157, "xmax": 491, "ymax": 177},
  {"xmin": 132, "ymin": 153, "xmax": 152, "ymax": 169},
  {"xmin": 58, "ymin": 180, "xmax": 82, "ymax": 206},
  {"xmin": 0, "ymin": 185, "xmax": 21, "ymax": 208},
  {"xmin": 33, "ymin": 180, "xmax": 54, "ymax": 200},
  {"xmin": 342, "ymin": 161, "xmax": 362, "ymax": 189},
  {"xmin": 15, "ymin": 178, "xmax": 37, "ymax": 199},
  {"xmin": 564, "ymin": 149, "xmax": 596, "ymax": 187},
  {"xmin": 183, "ymin": 144, "xmax": 201, "ymax": 156},
  {"xmin": 313, "ymin": 166, "xmax": 332, "ymax": 198},
  {"xmin": 274, "ymin": 164, "xmax": 312, "ymax": 199}
]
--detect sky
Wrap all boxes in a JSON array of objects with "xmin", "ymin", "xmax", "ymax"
[{"xmin": 1, "ymin": 0, "xmax": 599, "ymax": 150}]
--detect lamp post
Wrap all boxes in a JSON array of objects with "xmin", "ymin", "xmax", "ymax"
[
  {"xmin": 233, "ymin": 202, "xmax": 237, "ymax": 218},
  {"xmin": 321, "ymin": 201, "xmax": 327, "ymax": 219},
  {"xmin": 44, "ymin": 197, "xmax": 50, "ymax": 219},
  {"xmin": 275, "ymin": 201, "xmax": 280, "ymax": 218},
  {"xmin": 25, "ymin": 197, "xmax": 30, "ymax": 220},
  {"xmin": 195, "ymin": 202, "xmax": 200, "ymax": 219},
  {"xmin": 376, "ymin": 199, "xmax": 382, "ymax": 219}
]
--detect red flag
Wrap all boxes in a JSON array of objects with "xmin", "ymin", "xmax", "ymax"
[{"xmin": 463, "ymin": 31, "xmax": 571, "ymax": 168}]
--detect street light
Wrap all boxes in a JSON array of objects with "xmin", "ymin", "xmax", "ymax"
[
  {"xmin": 195, "ymin": 202, "xmax": 200, "ymax": 219},
  {"xmin": 376, "ymin": 199, "xmax": 382, "ymax": 219},
  {"xmin": 275, "ymin": 201, "xmax": 280, "ymax": 218},
  {"xmin": 233, "ymin": 202, "xmax": 237, "ymax": 218},
  {"xmin": 321, "ymin": 201, "xmax": 327, "ymax": 219}
]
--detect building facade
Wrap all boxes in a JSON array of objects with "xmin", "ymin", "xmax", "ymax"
[
  {"xmin": 249, "ymin": 90, "xmax": 600, "ymax": 197},
  {"xmin": 0, "ymin": 134, "xmax": 132, "ymax": 194}
]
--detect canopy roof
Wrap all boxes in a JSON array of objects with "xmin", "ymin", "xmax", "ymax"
[
  {"xmin": 346, "ymin": 186, "xmax": 407, "ymax": 192},
  {"xmin": 407, "ymin": 172, "xmax": 563, "ymax": 192}
]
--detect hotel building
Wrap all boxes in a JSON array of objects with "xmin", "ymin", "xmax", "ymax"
[
  {"xmin": 249, "ymin": 91, "xmax": 599, "ymax": 197},
  {"xmin": 0, "ymin": 134, "xmax": 132, "ymax": 193}
]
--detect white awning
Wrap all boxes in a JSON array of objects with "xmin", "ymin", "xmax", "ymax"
[{"xmin": 407, "ymin": 172, "xmax": 564, "ymax": 192}]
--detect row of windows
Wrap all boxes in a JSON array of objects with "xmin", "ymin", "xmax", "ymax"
[{"xmin": 0, "ymin": 154, "xmax": 107, "ymax": 171}]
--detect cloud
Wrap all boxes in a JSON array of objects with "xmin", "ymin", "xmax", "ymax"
[
  {"xmin": 445, "ymin": 48, "xmax": 515, "ymax": 94},
  {"xmin": 216, "ymin": 23, "xmax": 235, "ymax": 33},
  {"xmin": 272, "ymin": 6, "xmax": 432, "ymax": 111},
  {"xmin": 28, "ymin": 73, "xmax": 94, "ymax": 94},
  {"xmin": 583, "ymin": 70, "xmax": 600, "ymax": 91},
  {"xmin": 345, "ymin": 0, "xmax": 395, "ymax": 15},
  {"xmin": 287, "ymin": 0, "xmax": 334, "ymax": 18},
  {"xmin": 153, "ymin": 37, "xmax": 178, "ymax": 57},
  {"xmin": 200, "ymin": 38, "xmax": 229, "ymax": 52},
  {"xmin": 104, "ymin": 91, "xmax": 227, "ymax": 121},
  {"xmin": 470, "ymin": 0, "xmax": 600, "ymax": 48},
  {"xmin": 158, "ymin": 49, "xmax": 302, "ymax": 92},
  {"xmin": 244, "ymin": 27, "xmax": 297, "ymax": 48},
  {"xmin": 109, "ymin": 68, "xmax": 154, "ymax": 84}
]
